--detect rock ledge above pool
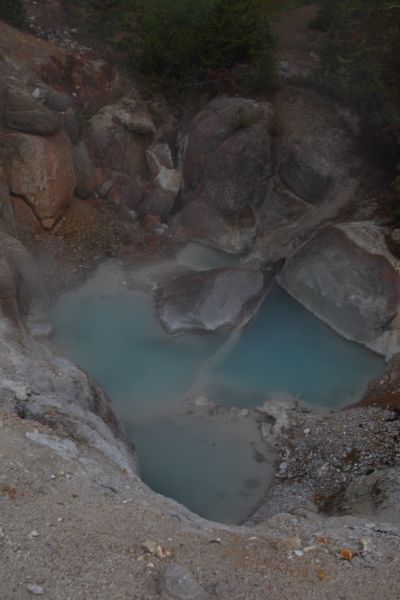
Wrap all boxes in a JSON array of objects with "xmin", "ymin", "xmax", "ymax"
[
  {"xmin": 157, "ymin": 268, "xmax": 267, "ymax": 334},
  {"xmin": 279, "ymin": 222, "xmax": 400, "ymax": 358}
]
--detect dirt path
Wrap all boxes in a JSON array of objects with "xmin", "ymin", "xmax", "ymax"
[{"xmin": 273, "ymin": 4, "xmax": 322, "ymax": 77}]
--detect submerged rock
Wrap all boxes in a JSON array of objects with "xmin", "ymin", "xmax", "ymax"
[
  {"xmin": 157, "ymin": 268, "xmax": 267, "ymax": 334},
  {"xmin": 279, "ymin": 222, "xmax": 400, "ymax": 358}
]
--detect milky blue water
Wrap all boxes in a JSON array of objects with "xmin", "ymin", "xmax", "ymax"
[
  {"xmin": 54, "ymin": 255, "xmax": 385, "ymax": 523},
  {"xmin": 208, "ymin": 285, "xmax": 385, "ymax": 409}
]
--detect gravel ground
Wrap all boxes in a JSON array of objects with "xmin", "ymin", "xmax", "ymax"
[
  {"xmin": 1, "ymin": 410, "xmax": 400, "ymax": 600},
  {"xmin": 249, "ymin": 404, "xmax": 400, "ymax": 523}
]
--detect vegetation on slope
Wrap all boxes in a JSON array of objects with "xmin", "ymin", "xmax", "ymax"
[
  {"xmin": 0, "ymin": 0, "xmax": 26, "ymax": 26},
  {"xmin": 68, "ymin": 0, "xmax": 280, "ymax": 91},
  {"xmin": 312, "ymin": 0, "xmax": 400, "ymax": 181}
]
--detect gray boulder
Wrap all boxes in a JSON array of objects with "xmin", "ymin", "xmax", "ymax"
[
  {"xmin": 145, "ymin": 142, "xmax": 173, "ymax": 176},
  {"xmin": 44, "ymin": 88, "xmax": 74, "ymax": 112},
  {"xmin": 259, "ymin": 177, "xmax": 311, "ymax": 230},
  {"xmin": 182, "ymin": 96, "xmax": 273, "ymax": 214},
  {"xmin": 2, "ymin": 86, "xmax": 60, "ymax": 136},
  {"xmin": 157, "ymin": 267, "xmax": 266, "ymax": 333},
  {"xmin": 0, "ymin": 232, "xmax": 47, "ymax": 329},
  {"xmin": 138, "ymin": 167, "xmax": 181, "ymax": 219},
  {"xmin": 279, "ymin": 222, "xmax": 400, "ymax": 357},
  {"xmin": 86, "ymin": 96, "xmax": 155, "ymax": 178},
  {"xmin": 279, "ymin": 145, "xmax": 333, "ymax": 204},
  {"xmin": 72, "ymin": 141, "xmax": 98, "ymax": 198},
  {"xmin": 174, "ymin": 200, "xmax": 256, "ymax": 255},
  {"xmin": 274, "ymin": 87, "xmax": 360, "ymax": 206},
  {"xmin": 332, "ymin": 467, "xmax": 400, "ymax": 523},
  {"xmin": 62, "ymin": 108, "xmax": 81, "ymax": 144},
  {"xmin": 0, "ymin": 180, "xmax": 17, "ymax": 236},
  {"xmin": 0, "ymin": 319, "xmax": 137, "ymax": 476}
]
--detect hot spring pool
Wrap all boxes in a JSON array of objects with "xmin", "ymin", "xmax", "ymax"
[{"xmin": 54, "ymin": 255, "xmax": 385, "ymax": 523}]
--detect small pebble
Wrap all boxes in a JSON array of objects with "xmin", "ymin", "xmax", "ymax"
[
  {"xmin": 28, "ymin": 530, "xmax": 39, "ymax": 539},
  {"xmin": 340, "ymin": 548, "xmax": 353, "ymax": 561},
  {"xmin": 27, "ymin": 584, "xmax": 45, "ymax": 595}
]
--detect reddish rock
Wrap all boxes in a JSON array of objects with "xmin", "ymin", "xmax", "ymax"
[
  {"xmin": 41, "ymin": 217, "xmax": 58, "ymax": 230},
  {"xmin": 40, "ymin": 58, "xmax": 65, "ymax": 88},
  {"xmin": 11, "ymin": 196, "xmax": 43, "ymax": 233},
  {"xmin": 0, "ymin": 130, "xmax": 75, "ymax": 223},
  {"xmin": 143, "ymin": 215, "xmax": 161, "ymax": 230},
  {"xmin": 65, "ymin": 54, "xmax": 127, "ymax": 115},
  {"xmin": 359, "ymin": 356, "xmax": 400, "ymax": 411}
]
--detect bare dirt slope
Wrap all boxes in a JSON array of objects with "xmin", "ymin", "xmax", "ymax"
[{"xmin": 1, "ymin": 411, "xmax": 400, "ymax": 600}]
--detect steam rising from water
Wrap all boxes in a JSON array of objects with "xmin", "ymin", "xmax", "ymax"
[{"xmin": 53, "ymin": 243, "xmax": 385, "ymax": 523}]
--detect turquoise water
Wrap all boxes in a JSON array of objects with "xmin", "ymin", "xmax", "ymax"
[
  {"xmin": 54, "ymin": 262, "xmax": 385, "ymax": 523},
  {"xmin": 125, "ymin": 416, "xmax": 269, "ymax": 524},
  {"xmin": 209, "ymin": 285, "xmax": 385, "ymax": 409}
]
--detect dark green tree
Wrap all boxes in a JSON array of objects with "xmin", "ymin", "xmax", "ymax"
[
  {"xmin": 138, "ymin": 0, "xmax": 275, "ymax": 87},
  {"xmin": 0, "ymin": 0, "xmax": 26, "ymax": 26}
]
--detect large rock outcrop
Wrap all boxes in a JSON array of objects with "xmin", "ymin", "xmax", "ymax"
[
  {"xmin": 279, "ymin": 222, "xmax": 400, "ymax": 357},
  {"xmin": 157, "ymin": 268, "xmax": 267, "ymax": 333},
  {"xmin": 86, "ymin": 96, "xmax": 155, "ymax": 178},
  {"xmin": 182, "ymin": 96, "xmax": 273, "ymax": 215},
  {"xmin": 245, "ymin": 88, "xmax": 362, "ymax": 267},
  {"xmin": 0, "ymin": 179, "xmax": 17, "ymax": 236},
  {"xmin": 138, "ymin": 166, "xmax": 182, "ymax": 219},
  {"xmin": 0, "ymin": 318, "xmax": 137, "ymax": 476},
  {"xmin": 274, "ymin": 87, "xmax": 360, "ymax": 206},
  {"xmin": 0, "ymin": 129, "xmax": 75, "ymax": 228},
  {"xmin": 0, "ymin": 230, "xmax": 47, "ymax": 331},
  {"xmin": 172, "ymin": 200, "xmax": 257, "ymax": 255},
  {"xmin": 2, "ymin": 85, "xmax": 60, "ymax": 136},
  {"xmin": 174, "ymin": 96, "xmax": 274, "ymax": 252}
]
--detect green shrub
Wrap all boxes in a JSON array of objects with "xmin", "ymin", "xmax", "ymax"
[
  {"xmin": 0, "ymin": 0, "xmax": 26, "ymax": 26},
  {"xmin": 312, "ymin": 0, "xmax": 400, "ymax": 216},
  {"xmin": 313, "ymin": 0, "xmax": 400, "ymax": 149},
  {"xmin": 137, "ymin": 0, "xmax": 275, "ymax": 88}
]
